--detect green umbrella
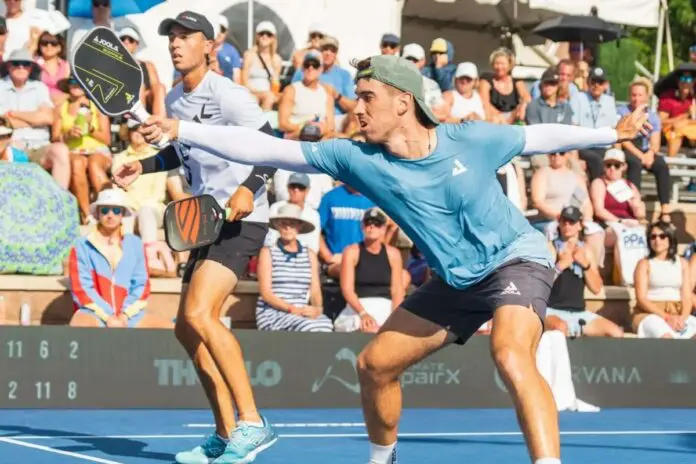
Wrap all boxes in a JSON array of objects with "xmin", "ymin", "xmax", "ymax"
[{"xmin": 0, "ymin": 163, "xmax": 80, "ymax": 275}]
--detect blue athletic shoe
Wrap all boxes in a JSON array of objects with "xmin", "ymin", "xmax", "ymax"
[
  {"xmin": 212, "ymin": 417, "xmax": 278, "ymax": 463},
  {"xmin": 175, "ymin": 433, "xmax": 227, "ymax": 464}
]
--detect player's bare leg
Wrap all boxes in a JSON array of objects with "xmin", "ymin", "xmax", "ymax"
[
  {"xmin": 490, "ymin": 305, "xmax": 560, "ymax": 461},
  {"xmin": 357, "ymin": 307, "xmax": 457, "ymax": 463}
]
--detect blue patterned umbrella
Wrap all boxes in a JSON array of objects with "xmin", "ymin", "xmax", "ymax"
[{"xmin": 0, "ymin": 163, "xmax": 80, "ymax": 275}]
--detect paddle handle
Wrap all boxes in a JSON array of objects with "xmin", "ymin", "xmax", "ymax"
[
  {"xmin": 131, "ymin": 102, "xmax": 170, "ymax": 149},
  {"xmin": 224, "ymin": 208, "xmax": 232, "ymax": 220}
]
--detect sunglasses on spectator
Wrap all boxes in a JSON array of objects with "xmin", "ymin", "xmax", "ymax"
[
  {"xmin": 121, "ymin": 36, "xmax": 138, "ymax": 44},
  {"xmin": 40, "ymin": 39, "xmax": 60, "ymax": 47},
  {"xmin": 549, "ymin": 152, "xmax": 566, "ymax": 156},
  {"xmin": 649, "ymin": 233, "xmax": 667, "ymax": 240},
  {"xmin": 589, "ymin": 79, "xmax": 605, "ymax": 85},
  {"xmin": 303, "ymin": 62, "xmax": 321, "ymax": 70},
  {"xmin": 679, "ymin": 75, "xmax": 694, "ymax": 83},
  {"xmin": 100, "ymin": 206, "xmax": 123, "ymax": 216},
  {"xmin": 363, "ymin": 219, "xmax": 385, "ymax": 228},
  {"xmin": 310, "ymin": 33, "xmax": 324, "ymax": 40},
  {"xmin": 605, "ymin": 162, "xmax": 622, "ymax": 169},
  {"xmin": 10, "ymin": 61, "xmax": 33, "ymax": 69},
  {"xmin": 93, "ymin": 0, "xmax": 110, "ymax": 7},
  {"xmin": 288, "ymin": 183, "xmax": 307, "ymax": 191},
  {"xmin": 381, "ymin": 42, "xmax": 398, "ymax": 49},
  {"xmin": 257, "ymin": 31, "xmax": 274, "ymax": 38},
  {"xmin": 560, "ymin": 217, "xmax": 579, "ymax": 225}
]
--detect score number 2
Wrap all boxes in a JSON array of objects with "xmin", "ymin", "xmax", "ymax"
[
  {"xmin": 7, "ymin": 381, "xmax": 77, "ymax": 400},
  {"xmin": 6, "ymin": 340, "xmax": 79, "ymax": 359}
]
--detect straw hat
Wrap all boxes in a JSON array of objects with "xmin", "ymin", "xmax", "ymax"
[
  {"xmin": 269, "ymin": 203, "xmax": 315, "ymax": 234},
  {"xmin": 89, "ymin": 188, "xmax": 133, "ymax": 218}
]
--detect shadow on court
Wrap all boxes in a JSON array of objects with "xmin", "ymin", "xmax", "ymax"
[{"xmin": 0, "ymin": 425, "xmax": 173, "ymax": 462}]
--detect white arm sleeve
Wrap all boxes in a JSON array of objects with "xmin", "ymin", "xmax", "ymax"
[
  {"xmin": 522, "ymin": 124, "xmax": 618, "ymax": 155},
  {"xmin": 177, "ymin": 121, "xmax": 320, "ymax": 174}
]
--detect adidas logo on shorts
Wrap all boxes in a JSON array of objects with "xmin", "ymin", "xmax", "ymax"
[{"xmin": 500, "ymin": 281, "xmax": 521, "ymax": 296}]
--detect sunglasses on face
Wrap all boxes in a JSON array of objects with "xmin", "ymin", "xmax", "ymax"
[
  {"xmin": 363, "ymin": 220, "xmax": 384, "ymax": 228},
  {"xmin": 288, "ymin": 184, "xmax": 307, "ymax": 191},
  {"xmin": 100, "ymin": 206, "xmax": 122, "ymax": 216},
  {"xmin": 303, "ymin": 62, "xmax": 320, "ymax": 70},
  {"xmin": 92, "ymin": 0, "xmax": 110, "ymax": 7},
  {"xmin": 589, "ymin": 80, "xmax": 605, "ymax": 86},
  {"xmin": 310, "ymin": 33, "xmax": 324, "ymax": 40},
  {"xmin": 121, "ymin": 36, "xmax": 138, "ymax": 44},
  {"xmin": 40, "ymin": 39, "xmax": 59, "ymax": 47},
  {"xmin": 381, "ymin": 42, "xmax": 398, "ymax": 49},
  {"xmin": 649, "ymin": 233, "xmax": 667, "ymax": 240},
  {"xmin": 605, "ymin": 162, "xmax": 622, "ymax": 169},
  {"xmin": 10, "ymin": 61, "xmax": 32, "ymax": 69},
  {"xmin": 549, "ymin": 152, "xmax": 566, "ymax": 157},
  {"xmin": 560, "ymin": 218, "xmax": 579, "ymax": 225},
  {"xmin": 258, "ymin": 31, "xmax": 273, "ymax": 38},
  {"xmin": 680, "ymin": 76, "xmax": 694, "ymax": 83}
]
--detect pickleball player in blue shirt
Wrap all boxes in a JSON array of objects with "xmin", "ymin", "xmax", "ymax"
[{"xmin": 139, "ymin": 55, "xmax": 651, "ymax": 464}]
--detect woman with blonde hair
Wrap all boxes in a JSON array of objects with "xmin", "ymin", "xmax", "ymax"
[
  {"xmin": 242, "ymin": 21, "xmax": 282, "ymax": 111},
  {"xmin": 479, "ymin": 47, "xmax": 530, "ymax": 124}
]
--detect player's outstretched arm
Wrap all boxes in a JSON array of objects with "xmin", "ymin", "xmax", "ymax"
[
  {"xmin": 521, "ymin": 104, "xmax": 651, "ymax": 155},
  {"xmin": 141, "ymin": 117, "xmax": 320, "ymax": 174}
]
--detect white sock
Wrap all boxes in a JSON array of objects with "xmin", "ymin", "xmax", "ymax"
[
  {"xmin": 216, "ymin": 433, "xmax": 229, "ymax": 443},
  {"xmin": 369, "ymin": 442, "xmax": 396, "ymax": 464},
  {"xmin": 238, "ymin": 420, "xmax": 264, "ymax": 428},
  {"xmin": 535, "ymin": 458, "xmax": 561, "ymax": 464}
]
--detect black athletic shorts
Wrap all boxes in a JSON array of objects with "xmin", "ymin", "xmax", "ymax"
[
  {"xmin": 182, "ymin": 221, "xmax": 268, "ymax": 283},
  {"xmin": 402, "ymin": 259, "xmax": 553, "ymax": 345}
]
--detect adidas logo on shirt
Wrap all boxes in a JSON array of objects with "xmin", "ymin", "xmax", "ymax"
[
  {"xmin": 500, "ymin": 281, "xmax": 521, "ymax": 296},
  {"xmin": 452, "ymin": 159, "xmax": 467, "ymax": 176}
]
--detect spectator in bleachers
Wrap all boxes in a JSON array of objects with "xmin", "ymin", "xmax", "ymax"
[
  {"xmin": 2, "ymin": 0, "xmax": 34, "ymax": 59},
  {"xmin": 545, "ymin": 206, "xmax": 623, "ymax": 337},
  {"xmin": 530, "ymin": 59, "xmax": 580, "ymax": 102},
  {"xmin": 618, "ymin": 78, "xmax": 672, "ymax": 222},
  {"xmin": 530, "ymin": 151, "xmax": 604, "ymax": 263},
  {"xmin": 401, "ymin": 43, "xmax": 448, "ymax": 121},
  {"xmin": 406, "ymin": 245, "xmax": 430, "ymax": 287},
  {"xmin": 442, "ymin": 62, "xmax": 484, "ymax": 122},
  {"xmin": 422, "ymin": 38, "xmax": 456, "ymax": 92},
  {"xmin": 68, "ymin": 0, "xmax": 112, "ymax": 54},
  {"xmin": 633, "ymin": 221, "xmax": 696, "ymax": 339},
  {"xmin": 278, "ymin": 50, "xmax": 334, "ymax": 140},
  {"xmin": 117, "ymin": 27, "xmax": 165, "ymax": 117},
  {"xmin": 379, "ymin": 33, "xmax": 400, "ymax": 56},
  {"xmin": 291, "ymin": 22, "xmax": 327, "ymax": 70},
  {"xmin": 0, "ymin": 116, "xmax": 26, "ymax": 162},
  {"xmin": 34, "ymin": 31, "xmax": 69, "ymax": 106},
  {"xmin": 572, "ymin": 67, "xmax": 618, "ymax": 182},
  {"xmin": 0, "ymin": 17, "xmax": 6, "ymax": 62},
  {"xmin": 242, "ymin": 21, "xmax": 281, "ymax": 111},
  {"xmin": 313, "ymin": 36, "xmax": 357, "ymax": 132},
  {"xmin": 590, "ymin": 148, "xmax": 645, "ymax": 268},
  {"xmin": 256, "ymin": 203, "xmax": 333, "ymax": 332},
  {"xmin": 266, "ymin": 173, "xmax": 320, "ymax": 253},
  {"xmin": 335, "ymin": 208, "xmax": 405, "ymax": 333},
  {"xmin": 479, "ymin": 47, "xmax": 530, "ymax": 124},
  {"xmin": 52, "ymin": 76, "xmax": 111, "ymax": 224},
  {"xmin": 112, "ymin": 124, "xmax": 184, "ymax": 276},
  {"xmin": 213, "ymin": 15, "xmax": 242, "ymax": 84},
  {"xmin": 318, "ymin": 183, "xmax": 375, "ymax": 278},
  {"xmin": 0, "ymin": 49, "xmax": 70, "ymax": 189},
  {"xmin": 496, "ymin": 160, "xmax": 528, "ymax": 212},
  {"xmin": 568, "ymin": 43, "xmax": 590, "ymax": 92},
  {"xmin": 273, "ymin": 169, "xmax": 334, "ymax": 211},
  {"xmin": 658, "ymin": 72, "xmax": 696, "ymax": 157},
  {"xmin": 68, "ymin": 188, "xmax": 172, "ymax": 329}
]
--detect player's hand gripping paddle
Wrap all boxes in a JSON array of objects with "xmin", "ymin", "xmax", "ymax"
[
  {"xmin": 70, "ymin": 26, "xmax": 168, "ymax": 147},
  {"xmin": 163, "ymin": 195, "xmax": 232, "ymax": 252}
]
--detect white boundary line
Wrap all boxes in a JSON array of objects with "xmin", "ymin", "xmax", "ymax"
[
  {"xmin": 11, "ymin": 430, "xmax": 696, "ymax": 440},
  {"xmin": 185, "ymin": 422, "xmax": 365, "ymax": 428},
  {"xmin": 0, "ymin": 436, "xmax": 123, "ymax": 463}
]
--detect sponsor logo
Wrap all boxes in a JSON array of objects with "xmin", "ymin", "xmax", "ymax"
[
  {"xmin": 154, "ymin": 359, "xmax": 282, "ymax": 387},
  {"xmin": 500, "ymin": 281, "xmax": 521, "ymax": 296},
  {"xmin": 452, "ymin": 159, "xmax": 467, "ymax": 176},
  {"xmin": 572, "ymin": 365, "xmax": 642, "ymax": 384},
  {"xmin": 193, "ymin": 104, "xmax": 214, "ymax": 123},
  {"xmin": 311, "ymin": 349, "xmax": 461, "ymax": 394},
  {"xmin": 621, "ymin": 232, "xmax": 647, "ymax": 250},
  {"xmin": 93, "ymin": 35, "xmax": 119, "ymax": 52},
  {"xmin": 669, "ymin": 369, "xmax": 690, "ymax": 384}
]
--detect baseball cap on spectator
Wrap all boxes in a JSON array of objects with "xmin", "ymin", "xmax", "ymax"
[
  {"xmin": 288, "ymin": 172, "xmax": 311, "ymax": 189},
  {"xmin": 303, "ymin": 49, "xmax": 322, "ymax": 65},
  {"xmin": 560, "ymin": 205, "xmax": 582, "ymax": 223},
  {"xmin": 430, "ymin": 38, "xmax": 448, "ymax": 54},
  {"xmin": 57, "ymin": 75, "xmax": 81, "ymax": 93},
  {"xmin": 117, "ymin": 27, "xmax": 141, "ymax": 43},
  {"xmin": 90, "ymin": 189, "xmax": 133, "ymax": 218},
  {"xmin": 269, "ymin": 203, "xmax": 315, "ymax": 233},
  {"xmin": 158, "ymin": 11, "xmax": 215, "ymax": 40},
  {"xmin": 0, "ymin": 116, "xmax": 13, "ymax": 137},
  {"xmin": 381, "ymin": 33, "xmax": 400, "ymax": 46},
  {"xmin": 455, "ymin": 62, "xmax": 478, "ymax": 79},
  {"xmin": 363, "ymin": 207, "xmax": 387, "ymax": 226},
  {"xmin": 299, "ymin": 123, "xmax": 322, "ymax": 142},
  {"xmin": 320, "ymin": 36, "xmax": 339, "ymax": 50},
  {"xmin": 604, "ymin": 148, "xmax": 625, "ymax": 164},
  {"xmin": 0, "ymin": 17, "xmax": 7, "ymax": 35},
  {"xmin": 589, "ymin": 67, "xmax": 608, "ymax": 82},
  {"xmin": 256, "ymin": 20, "xmax": 276, "ymax": 36},
  {"xmin": 541, "ymin": 67, "xmax": 559, "ymax": 83},
  {"xmin": 354, "ymin": 55, "xmax": 439, "ymax": 127},
  {"xmin": 402, "ymin": 43, "xmax": 425, "ymax": 61}
]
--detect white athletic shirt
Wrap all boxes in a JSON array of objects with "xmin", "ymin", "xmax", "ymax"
[{"xmin": 166, "ymin": 71, "xmax": 270, "ymax": 223}]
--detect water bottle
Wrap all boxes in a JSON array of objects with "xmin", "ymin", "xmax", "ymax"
[
  {"xmin": 74, "ymin": 104, "xmax": 90, "ymax": 136},
  {"xmin": 19, "ymin": 303, "xmax": 31, "ymax": 326}
]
